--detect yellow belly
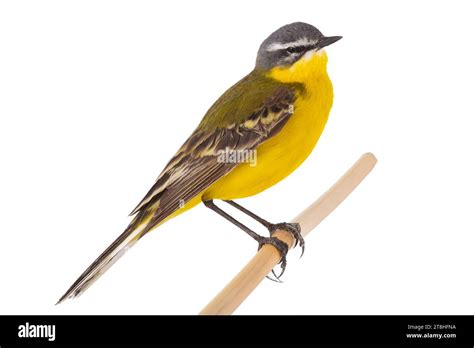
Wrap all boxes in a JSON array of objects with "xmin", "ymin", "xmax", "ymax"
[{"xmin": 203, "ymin": 54, "xmax": 333, "ymax": 200}]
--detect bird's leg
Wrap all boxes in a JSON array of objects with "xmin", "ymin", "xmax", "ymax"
[
  {"xmin": 224, "ymin": 200, "xmax": 305, "ymax": 257},
  {"xmin": 203, "ymin": 199, "xmax": 289, "ymax": 281}
]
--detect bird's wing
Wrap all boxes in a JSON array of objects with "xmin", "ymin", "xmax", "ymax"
[
  {"xmin": 58, "ymin": 71, "xmax": 301, "ymax": 303},
  {"xmin": 129, "ymin": 71, "xmax": 304, "ymax": 224}
]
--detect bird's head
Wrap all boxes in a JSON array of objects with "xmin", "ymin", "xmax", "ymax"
[{"xmin": 256, "ymin": 22, "xmax": 341, "ymax": 82}]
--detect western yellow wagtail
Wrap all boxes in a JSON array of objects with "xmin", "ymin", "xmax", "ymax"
[{"xmin": 58, "ymin": 22, "xmax": 341, "ymax": 303}]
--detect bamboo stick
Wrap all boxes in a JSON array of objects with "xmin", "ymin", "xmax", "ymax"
[{"xmin": 199, "ymin": 152, "xmax": 377, "ymax": 315}]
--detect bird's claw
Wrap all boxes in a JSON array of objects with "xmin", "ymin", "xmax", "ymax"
[
  {"xmin": 257, "ymin": 236, "xmax": 289, "ymax": 282},
  {"xmin": 256, "ymin": 222, "xmax": 305, "ymax": 282},
  {"xmin": 269, "ymin": 222, "xmax": 305, "ymax": 258}
]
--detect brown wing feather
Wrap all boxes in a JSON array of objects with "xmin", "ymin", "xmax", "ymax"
[{"xmin": 130, "ymin": 85, "xmax": 297, "ymax": 234}]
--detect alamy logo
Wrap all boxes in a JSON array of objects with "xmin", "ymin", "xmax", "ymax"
[
  {"xmin": 217, "ymin": 148, "xmax": 257, "ymax": 167},
  {"xmin": 18, "ymin": 322, "xmax": 56, "ymax": 341}
]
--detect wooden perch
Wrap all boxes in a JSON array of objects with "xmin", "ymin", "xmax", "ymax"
[{"xmin": 200, "ymin": 152, "xmax": 377, "ymax": 315}]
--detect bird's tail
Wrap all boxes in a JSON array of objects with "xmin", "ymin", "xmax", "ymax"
[{"xmin": 56, "ymin": 211, "xmax": 152, "ymax": 304}]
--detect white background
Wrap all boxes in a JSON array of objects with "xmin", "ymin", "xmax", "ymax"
[{"xmin": 1, "ymin": 0, "xmax": 473, "ymax": 315}]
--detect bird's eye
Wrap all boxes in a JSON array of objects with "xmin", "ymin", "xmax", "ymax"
[{"xmin": 286, "ymin": 46, "xmax": 306, "ymax": 55}]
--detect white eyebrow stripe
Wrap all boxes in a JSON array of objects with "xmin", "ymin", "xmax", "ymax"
[{"xmin": 266, "ymin": 37, "xmax": 318, "ymax": 52}]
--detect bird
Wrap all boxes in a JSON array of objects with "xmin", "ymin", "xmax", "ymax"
[{"xmin": 57, "ymin": 22, "xmax": 341, "ymax": 303}]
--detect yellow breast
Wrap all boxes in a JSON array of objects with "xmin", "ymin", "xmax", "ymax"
[{"xmin": 203, "ymin": 50, "xmax": 334, "ymax": 200}]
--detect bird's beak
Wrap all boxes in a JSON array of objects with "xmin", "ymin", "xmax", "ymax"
[{"xmin": 317, "ymin": 35, "xmax": 343, "ymax": 49}]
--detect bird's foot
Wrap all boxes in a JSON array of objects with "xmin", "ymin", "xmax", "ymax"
[
  {"xmin": 268, "ymin": 222, "xmax": 305, "ymax": 258},
  {"xmin": 256, "ymin": 236, "xmax": 289, "ymax": 282}
]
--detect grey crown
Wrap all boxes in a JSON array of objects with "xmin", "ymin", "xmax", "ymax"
[{"xmin": 255, "ymin": 22, "xmax": 324, "ymax": 70}]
